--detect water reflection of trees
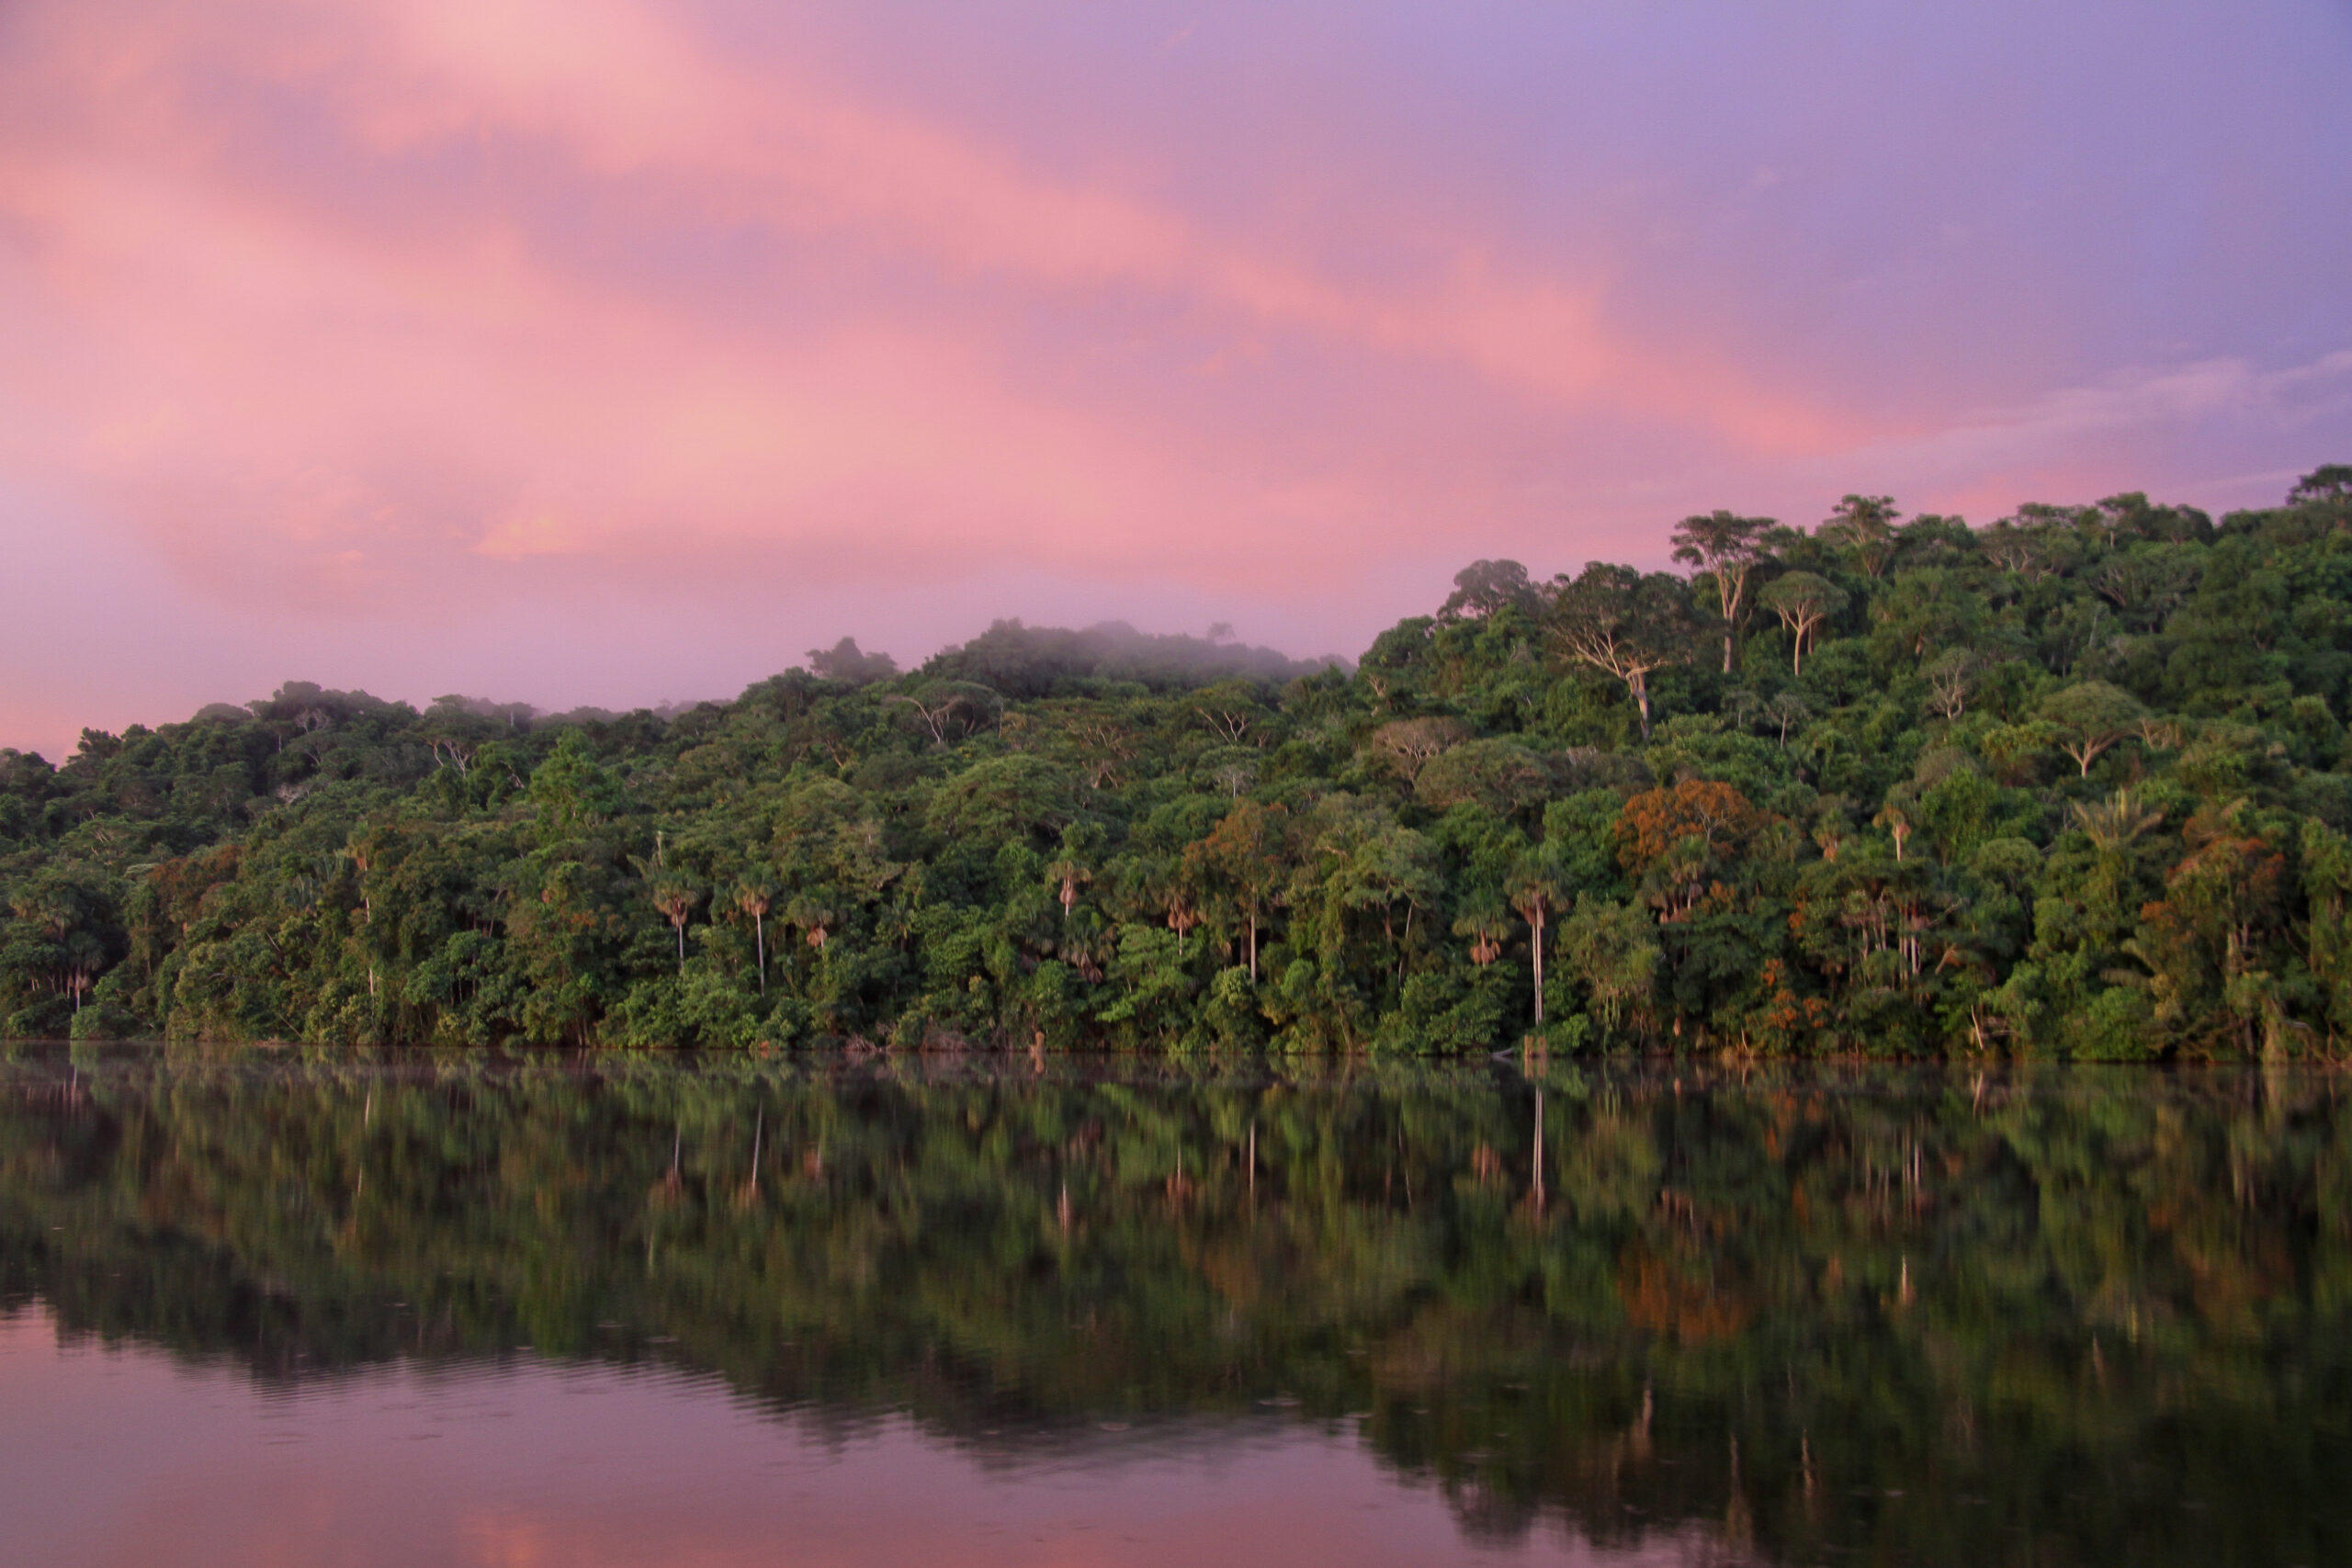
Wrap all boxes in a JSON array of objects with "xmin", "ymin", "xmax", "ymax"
[{"xmin": 3, "ymin": 1048, "xmax": 2348, "ymax": 1567}]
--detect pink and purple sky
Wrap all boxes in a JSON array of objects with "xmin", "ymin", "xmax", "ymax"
[{"xmin": 3, "ymin": 0, "xmax": 2347, "ymax": 760}]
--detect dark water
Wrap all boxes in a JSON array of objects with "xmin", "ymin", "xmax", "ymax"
[{"xmin": 1, "ymin": 1047, "xmax": 2346, "ymax": 1567}]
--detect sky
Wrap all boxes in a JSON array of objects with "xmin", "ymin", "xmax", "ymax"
[{"xmin": 2, "ymin": 0, "xmax": 2347, "ymax": 761}]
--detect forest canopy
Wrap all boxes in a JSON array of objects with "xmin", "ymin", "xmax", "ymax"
[{"xmin": 6, "ymin": 468, "xmax": 2352, "ymax": 1057}]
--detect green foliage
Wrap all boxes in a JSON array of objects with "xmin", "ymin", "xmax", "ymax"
[{"xmin": 6, "ymin": 470, "xmax": 2352, "ymax": 1056}]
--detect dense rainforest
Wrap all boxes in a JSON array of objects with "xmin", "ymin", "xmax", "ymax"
[{"xmin": 6, "ymin": 468, "xmax": 2352, "ymax": 1056}]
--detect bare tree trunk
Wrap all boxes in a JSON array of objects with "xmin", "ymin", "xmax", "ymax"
[
  {"xmin": 1532, "ymin": 905, "xmax": 1546, "ymax": 1025},
  {"xmin": 1247, "ymin": 910, "xmax": 1258, "ymax": 982},
  {"xmin": 1533, "ymin": 1089, "xmax": 1545, "ymax": 1211},
  {"xmin": 754, "ymin": 914, "xmax": 766, "ymax": 992}
]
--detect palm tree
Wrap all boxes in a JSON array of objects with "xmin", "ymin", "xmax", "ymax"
[
  {"xmin": 1452, "ymin": 900, "xmax": 1511, "ymax": 966},
  {"xmin": 1046, "ymin": 852, "xmax": 1092, "ymax": 921},
  {"xmin": 2072, "ymin": 790, "xmax": 2165, "ymax": 853},
  {"xmin": 650, "ymin": 878, "xmax": 704, "ymax": 972},
  {"xmin": 1506, "ymin": 852, "xmax": 1567, "ymax": 1026},
  {"xmin": 734, "ymin": 875, "xmax": 779, "ymax": 991},
  {"xmin": 787, "ymin": 897, "xmax": 841, "ymax": 952},
  {"xmin": 62, "ymin": 930, "xmax": 105, "ymax": 1013},
  {"xmin": 1046, "ymin": 823, "xmax": 1103, "ymax": 922}
]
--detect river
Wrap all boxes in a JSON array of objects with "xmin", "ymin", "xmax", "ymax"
[{"xmin": 1, "ymin": 1045, "xmax": 2344, "ymax": 1565}]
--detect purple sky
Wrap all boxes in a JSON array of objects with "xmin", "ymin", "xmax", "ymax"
[{"xmin": 2, "ymin": 0, "xmax": 2346, "ymax": 758}]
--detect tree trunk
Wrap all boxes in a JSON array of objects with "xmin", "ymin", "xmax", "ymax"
[
  {"xmin": 1531, "ymin": 905, "xmax": 1546, "ymax": 1025},
  {"xmin": 1722, "ymin": 629, "xmax": 1735, "ymax": 675},
  {"xmin": 675, "ymin": 919, "xmax": 686, "ymax": 972},
  {"xmin": 1631, "ymin": 674, "xmax": 1653, "ymax": 743},
  {"xmin": 1247, "ymin": 909, "xmax": 1258, "ymax": 982},
  {"xmin": 1532, "ymin": 1089, "xmax": 1544, "ymax": 1210},
  {"xmin": 754, "ymin": 914, "xmax": 766, "ymax": 992}
]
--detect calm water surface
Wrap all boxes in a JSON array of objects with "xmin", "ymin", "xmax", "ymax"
[{"xmin": 1, "ymin": 1046, "xmax": 2346, "ymax": 1567}]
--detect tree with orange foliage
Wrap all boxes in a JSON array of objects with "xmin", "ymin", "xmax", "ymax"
[{"xmin": 1615, "ymin": 780, "xmax": 1762, "ymax": 920}]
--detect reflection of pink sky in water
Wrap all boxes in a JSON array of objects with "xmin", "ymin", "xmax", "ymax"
[{"xmin": 0, "ymin": 1306, "xmax": 1717, "ymax": 1568}]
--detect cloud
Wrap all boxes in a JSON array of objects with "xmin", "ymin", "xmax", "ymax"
[
  {"xmin": 1810, "ymin": 347, "xmax": 2352, "ymax": 516},
  {"xmin": 0, "ymin": 0, "xmax": 1838, "ymax": 610},
  {"xmin": 0, "ymin": 0, "xmax": 2344, "ymax": 752}
]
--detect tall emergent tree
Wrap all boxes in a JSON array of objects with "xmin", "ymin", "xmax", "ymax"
[
  {"xmin": 1545, "ymin": 564, "xmax": 1693, "ymax": 741},
  {"xmin": 1670, "ymin": 512, "xmax": 1772, "ymax": 673},
  {"xmin": 1821, "ymin": 494, "xmax": 1902, "ymax": 578},
  {"xmin": 1758, "ymin": 571, "xmax": 1848, "ymax": 676}
]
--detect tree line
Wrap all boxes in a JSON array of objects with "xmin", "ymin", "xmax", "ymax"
[{"xmin": 5, "ymin": 467, "xmax": 2352, "ymax": 1055}]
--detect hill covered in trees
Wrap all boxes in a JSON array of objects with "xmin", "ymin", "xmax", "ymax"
[{"xmin": 6, "ymin": 469, "xmax": 2352, "ymax": 1056}]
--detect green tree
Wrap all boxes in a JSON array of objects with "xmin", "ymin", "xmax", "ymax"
[
  {"xmin": 2040, "ymin": 681, "xmax": 2146, "ymax": 777},
  {"xmin": 1545, "ymin": 564, "xmax": 1694, "ymax": 742},
  {"xmin": 1758, "ymin": 571, "xmax": 1848, "ymax": 676},
  {"xmin": 1557, "ymin": 896, "xmax": 1660, "ymax": 1042},
  {"xmin": 1670, "ymin": 511, "xmax": 1772, "ymax": 673},
  {"xmin": 1821, "ymin": 493, "xmax": 1902, "ymax": 578},
  {"xmin": 1186, "ymin": 801, "xmax": 1290, "ymax": 982}
]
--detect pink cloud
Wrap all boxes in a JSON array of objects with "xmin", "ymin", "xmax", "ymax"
[{"xmin": 0, "ymin": 0, "xmax": 2343, "ymax": 753}]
